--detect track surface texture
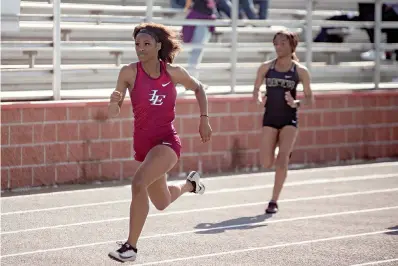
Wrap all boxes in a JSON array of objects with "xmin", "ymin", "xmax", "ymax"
[{"xmin": 1, "ymin": 161, "xmax": 398, "ymax": 266}]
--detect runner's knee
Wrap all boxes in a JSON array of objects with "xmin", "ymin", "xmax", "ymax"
[
  {"xmin": 131, "ymin": 173, "xmax": 148, "ymax": 196},
  {"xmin": 275, "ymin": 152, "xmax": 290, "ymax": 169},
  {"xmin": 262, "ymin": 156, "xmax": 274, "ymax": 169}
]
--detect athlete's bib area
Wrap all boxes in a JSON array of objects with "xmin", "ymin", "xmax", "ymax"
[{"xmin": 1, "ymin": 89, "xmax": 397, "ymax": 191}]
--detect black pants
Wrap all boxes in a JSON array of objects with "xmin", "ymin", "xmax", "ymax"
[
  {"xmin": 358, "ymin": 3, "xmax": 398, "ymax": 59},
  {"xmin": 314, "ymin": 14, "xmax": 359, "ymax": 43}
]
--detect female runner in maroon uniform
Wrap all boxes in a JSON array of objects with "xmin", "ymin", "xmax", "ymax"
[{"xmin": 107, "ymin": 22, "xmax": 212, "ymax": 263}]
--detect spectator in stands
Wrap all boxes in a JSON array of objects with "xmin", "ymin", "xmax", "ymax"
[
  {"xmin": 358, "ymin": 3, "xmax": 398, "ymax": 62},
  {"xmin": 254, "ymin": 0, "xmax": 269, "ymax": 20},
  {"xmin": 182, "ymin": 0, "xmax": 217, "ymax": 78},
  {"xmin": 240, "ymin": 0, "xmax": 257, "ymax": 19},
  {"xmin": 214, "ymin": 0, "xmax": 269, "ymax": 20},
  {"xmin": 314, "ymin": 3, "xmax": 398, "ymax": 62},
  {"xmin": 173, "ymin": 0, "xmax": 231, "ymax": 19},
  {"xmin": 252, "ymin": 30, "xmax": 313, "ymax": 214},
  {"xmin": 107, "ymin": 22, "xmax": 211, "ymax": 263},
  {"xmin": 171, "ymin": 0, "xmax": 186, "ymax": 9},
  {"xmin": 313, "ymin": 12, "xmax": 358, "ymax": 43},
  {"xmin": 240, "ymin": 0, "xmax": 269, "ymax": 20},
  {"xmin": 215, "ymin": 0, "xmax": 232, "ymax": 18}
]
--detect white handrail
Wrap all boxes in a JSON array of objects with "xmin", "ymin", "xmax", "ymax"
[
  {"xmin": 145, "ymin": 0, "xmax": 153, "ymax": 22},
  {"xmin": 52, "ymin": 0, "xmax": 61, "ymax": 100},
  {"xmin": 17, "ymin": 13, "xmax": 398, "ymax": 29},
  {"xmin": 3, "ymin": 41, "xmax": 398, "ymax": 51},
  {"xmin": 230, "ymin": 0, "xmax": 239, "ymax": 93},
  {"xmin": 374, "ymin": 0, "xmax": 382, "ymax": 90},
  {"xmin": 305, "ymin": 0, "xmax": 313, "ymax": 73}
]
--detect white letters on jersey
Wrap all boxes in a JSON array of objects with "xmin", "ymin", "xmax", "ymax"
[{"xmin": 149, "ymin": 90, "xmax": 166, "ymax": 106}]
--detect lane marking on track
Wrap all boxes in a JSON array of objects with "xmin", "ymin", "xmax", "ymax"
[
  {"xmin": 1, "ymin": 162, "xmax": 396, "ymax": 199},
  {"xmin": 1, "ymin": 205, "xmax": 397, "ymax": 258},
  {"xmin": 134, "ymin": 229, "xmax": 398, "ymax": 265},
  {"xmin": 2, "ymin": 173, "xmax": 397, "ymax": 216},
  {"xmin": 2, "ymin": 187, "xmax": 398, "ymax": 235}
]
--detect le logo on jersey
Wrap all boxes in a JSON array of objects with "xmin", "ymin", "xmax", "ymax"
[{"xmin": 149, "ymin": 90, "xmax": 166, "ymax": 106}]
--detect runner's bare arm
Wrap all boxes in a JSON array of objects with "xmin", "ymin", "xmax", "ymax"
[{"xmin": 108, "ymin": 64, "xmax": 136, "ymax": 118}]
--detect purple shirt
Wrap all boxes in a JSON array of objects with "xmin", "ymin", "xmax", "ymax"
[{"xmin": 182, "ymin": 9, "xmax": 216, "ymax": 43}]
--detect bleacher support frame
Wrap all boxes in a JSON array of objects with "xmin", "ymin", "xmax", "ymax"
[{"xmin": 1, "ymin": 0, "xmax": 398, "ymax": 100}]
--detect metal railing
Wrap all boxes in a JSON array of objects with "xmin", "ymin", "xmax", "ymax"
[
  {"xmin": 53, "ymin": 0, "xmax": 61, "ymax": 100},
  {"xmin": 34, "ymin": 0, "xmax": 398, "ymax": 99}
]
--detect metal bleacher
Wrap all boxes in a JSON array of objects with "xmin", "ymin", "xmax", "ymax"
[{"xmin": 1, "ymin": 0, "xmax": 398, "ymax": 101}]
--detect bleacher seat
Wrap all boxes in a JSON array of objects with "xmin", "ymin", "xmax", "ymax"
[{"xmin": 1, "ymin": 0, "xmax": 398, "ymax": 101}]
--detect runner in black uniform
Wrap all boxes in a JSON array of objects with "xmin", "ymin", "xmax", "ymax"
[{"xmin": 253, "ymin": 30, "xmax": 314, "ymax": 214}]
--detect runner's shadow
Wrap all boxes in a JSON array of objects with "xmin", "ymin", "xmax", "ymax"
[
  {"xmin": 194, "ymin": 213, "xmax": 272, "ymax": 235},
  {"xmin": 385, "ymin": 225, "xmax": 398, "ymax": 236}
]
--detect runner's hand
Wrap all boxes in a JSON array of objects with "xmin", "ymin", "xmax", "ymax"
[{"xmin": 199, "ymin": 117, "xmax": 212, "ymax": 143}]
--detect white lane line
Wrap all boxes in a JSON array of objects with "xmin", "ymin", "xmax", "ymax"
[
  {"xmin": 140, "ymin": 206, "xmax": 398, "ymax": 239},
  {"xmin": 2, "ymin": 162, "xmax": 397, "ymax": 199},
  {"xmin": 2, "ymin": 173, "xmax": 397, "ymax": 216},
  {"xmin": 350, "ymin": 258, "xmax": 398, "ymax": 266},
  {"xmin": 2, "ymin": 187, "xmax": 398, "ymax": 235},
  {"xmin": 1, "ymin": 205, "xmax": 397, "ymax": 258},
  {"xmin": 203, "ymin": 174, "xmax": 397, "ymax": 195},
  {"xmin": 201, "ymin": 161, "xmax": 398, "ymax": 182},
  {"xmin": 1, "ymin": 199, "xmax": 129, "ymax": 216},
  {"xmin": 134, "ymin": 229, "xmax": 398, "ymax": 265}
]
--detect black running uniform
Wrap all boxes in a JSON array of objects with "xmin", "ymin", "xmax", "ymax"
[{"xmin": 263, "ymin": 60, "xmax": 300, "ymax": 129}]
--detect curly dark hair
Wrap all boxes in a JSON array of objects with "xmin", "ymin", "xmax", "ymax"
[{"xmin": 133, "ymin": 22, "xmax": 182, "ymax": 63}]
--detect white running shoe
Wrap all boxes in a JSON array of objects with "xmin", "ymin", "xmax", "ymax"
[
  {"xmin": 108, "ymin": 242, "xmax": 137, "ymax": 263},
  {"xmin": 360, "ymin": 49, "xmax": 386, "ymax": 61},
  {"xmin": 187, "ymin": 171, "xmax": 205, "ymax": 195}
]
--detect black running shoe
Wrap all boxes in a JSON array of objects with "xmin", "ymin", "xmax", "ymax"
[{"xmin": 265, "ymin": 201, "xmax": 278, "ymax": 214}]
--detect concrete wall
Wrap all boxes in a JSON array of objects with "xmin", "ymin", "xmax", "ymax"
[{"xmin": 1, "ymin": 89, "xmax": 398, "ymax": 191}]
